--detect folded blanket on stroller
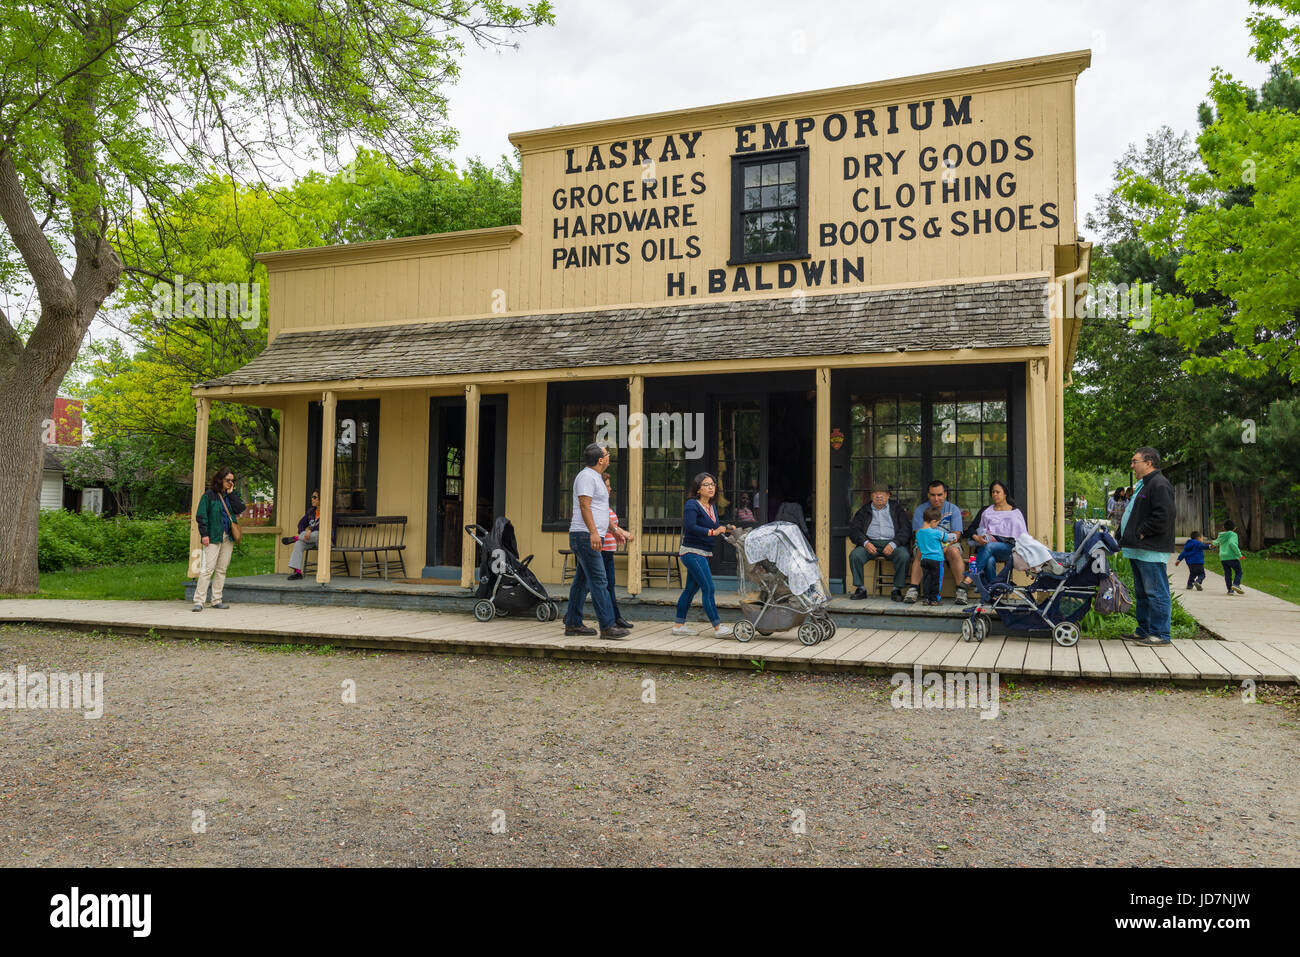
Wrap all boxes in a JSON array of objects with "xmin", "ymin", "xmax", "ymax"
[
  {"xmin": 1012, "ymin": 534, "xmax": 1067, "ymax": 576},
  {"xmin": 744, "ymin": 522, "xmax": 823, "ymax": 599}
]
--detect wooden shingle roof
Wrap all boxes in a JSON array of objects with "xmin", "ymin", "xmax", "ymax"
[{"xmin": 199, "ymin": 277, "xmax": 1049, "ymax": 388}]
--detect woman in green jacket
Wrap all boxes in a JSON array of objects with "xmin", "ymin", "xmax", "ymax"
[{"xmin": 193, "ymin": 466, "xmax": 245, "ymax": 611}]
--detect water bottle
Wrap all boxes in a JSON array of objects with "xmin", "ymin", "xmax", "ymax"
[{"xmin": 968, "ymin": 555, "xmax": 978, "ymax": 581}]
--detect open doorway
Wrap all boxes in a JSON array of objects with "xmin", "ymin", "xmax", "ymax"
[{"xmin": 424, "ymin": 395, "xmax": 507, "ymax": 578}]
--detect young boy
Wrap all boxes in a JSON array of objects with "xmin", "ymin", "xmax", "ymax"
[
  {"xmin": 1175, "ymin": 531, "xmax": 1209, "ymax": 590},
  {"xmin": 1213, "ymin": 521, "xmax": 1245, "ymax": 595},
  {"xmin": 916, "ymin": 506, "xmax": 958, "ymax": 606}
]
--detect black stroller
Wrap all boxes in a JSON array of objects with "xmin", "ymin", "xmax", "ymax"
[
  {"xmin": 961, "ymin": 519, "xmax": 1121, "ymax": 647},
  {"xmin": 465, "ymin": 518, "xmax": 559, "ymax": 622}
]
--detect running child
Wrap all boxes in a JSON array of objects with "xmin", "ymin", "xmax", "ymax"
[
  {"xmin": 1175, "ymin": 531, "xmax": 1209, "ymax": 591},
  {"xmin": 1212, "ymin": 521, "xmax": 1245, "ymax": 595}
]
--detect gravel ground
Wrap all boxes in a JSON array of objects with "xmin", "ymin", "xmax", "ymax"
[{"xmin": 1, "ymin": 624, "xmax": 1297, "ymax": 867}]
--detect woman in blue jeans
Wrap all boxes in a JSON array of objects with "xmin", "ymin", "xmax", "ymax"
[
  {"xmin": 966, "ymin": 480, "xmax": 1027, "ymax": 586},
  {"xmin": 673, "ymin": 472, "xmax": 735, "ymax": 637}
]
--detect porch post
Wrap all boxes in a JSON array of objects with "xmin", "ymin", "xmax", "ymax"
[
  {"xmin": 1054, "ymin": 316, "xmax": 1067, "ymax": 550},
  {"xmin": 461, "ymin": 383, "xmax": 481, "ymax": 588},
  {"xmin": 627, "ymin": 374, "xmax": 644, "ymax": 596},
  {"xmin": 316, "ymin": 391, "xmax": 337, "ymax": 584},
  {"xmin": 815, "ymin": 367, "xmax": 831, "ymax": 589},
  {"xmin": 188, "ymin": 397, "xmax": 210, "ymax": 578},
  {"xmin": 1026, "ymin": 359, "xmax": 1052, "ymax": 543}
]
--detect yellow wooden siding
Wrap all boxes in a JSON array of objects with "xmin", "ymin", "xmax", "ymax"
[{"xmin": 263, "ymin": 75, "xmax": 1081, "ymax": 338}]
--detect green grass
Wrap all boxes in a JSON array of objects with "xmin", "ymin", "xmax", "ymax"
[
  {"xmin": 1200, "ymin": 551, "xmax": 1300, "ymax": 607},
  {"xmin": 4, "ymin": 535, "xmax": 275, "ymax": 601}
]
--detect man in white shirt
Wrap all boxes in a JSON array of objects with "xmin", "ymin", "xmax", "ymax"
[{"xmin": 564, "ymin": 443, "xmax": 630, "ymax": 639}]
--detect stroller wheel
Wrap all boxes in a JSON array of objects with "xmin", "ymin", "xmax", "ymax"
[
  {"xmin": 797, "ymin": 621, "xmax": 821, "ymax": 646},
  {"xmin": 1053, "ymin": 620, "xmax": 1080, "ymax": 647},
  {"xmin": 473, "ymin": 599, "xmax": 496, "ymax": 623},
  {"xmin": 535, "ymin": 602, "xmax": 552, "ymax": 622},
  {"xmin": 819, "ymin": 618, "xmax": 836, "ymax": 641},
  {"xmin": 734, "ymin": 618, "xmax": 755, "ymax": 643},
  {"xmin": 547, "ymin": 601, "xmax": 560, "ymax": 621},
  {"xmin": 974, "ymin": 617, "xmax": 988, "ymax": 642},
  {"xmin": 961, "ymin": 618, "xmax": 974, "ymax": 642}
]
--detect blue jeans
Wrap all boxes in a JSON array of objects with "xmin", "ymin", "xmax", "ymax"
[
  {"xmin": 565, "ymin": 532, "xmax": 616, "ymax": 629},
  {"xmin": 976, "ymin": 541, "xmax": 1013, "ymax": 583},
  {"xmin": 1129, "ymin": 558, "xmax": 1171, "ymax": 642},
  {"xmin": 602, "ymin": 551, "xmax": 623, "ymax": 621},
  {"xmin": 676, "ymin": 552, "xmax": 720, "ymax": 627}
]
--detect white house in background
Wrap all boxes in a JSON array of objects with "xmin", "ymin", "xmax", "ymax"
[{"xmin": 41, "ymin": 445, "xmax": 107, "ymax": 514}]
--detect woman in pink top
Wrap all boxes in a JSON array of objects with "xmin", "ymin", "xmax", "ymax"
[{"xmin": 967, "ymin": 480, "xmax": 1027, "ymax": 583}]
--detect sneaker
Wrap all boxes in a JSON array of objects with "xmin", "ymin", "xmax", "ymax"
[
  {"xmin": 850, "ymin": 587, "xmax": 868, "ymax": 600},
  {"xmin": 671, "ymin": 624, "xmax": 697, "ymax": 636},
  {"xmin": 281, "ymin": 536, "xmax": 297, "ymax": 545},
  {"xmin": 955, "ymin": 587, "xmax": 969, "ymax": 604},
  {"xmin": 564, "ymin": 625, "xmax": 596, "ymax": 636},
  {"xmin": 1133, "ymin": 635, "xmax": 1172, "ymax": 646},
  {"xmin": 891, "ymin": 588, "xmax": 904, "ymax": 602},
  {"xmin": 1186, "ymin": 584, "xmax": 1195, "ymax": 590},
  {"xmin": 614, "ymin": 618, "xmax": 635, "ymax": 629},
  {"xmin": 1231, "ymin": 586, "xmax": 1245, "ymax": 595},
  {"xmin": 712, "ymin": 623, "xmax": 734, "ymax": 638},
  {"xmin": 903, "ymin": 587, "xmax": 919, "ymax": 604},
  {"xmin": 212, "ymin": 602, "xmax": 229, "ymax": 609},
  {"xmin": 287, "ymin": 571, "xmax": 303, "ymax": 581},
  {"xmin": 192, "ymin": 603, "xmax": 203, "ymax": 613},
  {"xmin": 599, "ymin": 626, "xmax": 631, "ymax": 640},
  {"xmin": 1194, "ymin": 583, "xmax": 1203, "ymax": 591}
]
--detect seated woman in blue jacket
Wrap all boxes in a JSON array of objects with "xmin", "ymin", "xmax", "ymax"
[{"xmin": 673, "ymin": 472, "xmax": 736, "ymax": 638}]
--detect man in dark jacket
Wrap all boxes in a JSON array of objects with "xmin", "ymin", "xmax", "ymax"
[
  {"xmin": 1118, "ymin": 447, "xmax": 1176, "ymax": 645},
  {"xmin": 848, "ymin": 482, "xmax": 912, "ymax": 601}
]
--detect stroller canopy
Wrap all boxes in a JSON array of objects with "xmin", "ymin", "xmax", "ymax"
[{"xmin": 743, "ymin": 522, "xmax": 823, "ymax": 598}]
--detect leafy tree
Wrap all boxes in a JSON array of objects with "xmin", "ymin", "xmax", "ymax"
[
  {"xmin": 76, "ymin": 150, "xmax": 524, "ymax": 519},
  {"xmin": 0, "ymin": 0, "xmax": 553, "ymax": 593},
  {"xmin": 1118, "ymin": 0, "xmax": 1300, "ymax": 384}
]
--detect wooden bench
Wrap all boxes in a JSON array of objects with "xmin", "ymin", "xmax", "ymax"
[
  {"xmin": 303, "ymin": 515, "xmax": 408, "ymax": 579},
  {"xmin": 559, "ymin": 524, "xmax": 682, "ymax": 587}
]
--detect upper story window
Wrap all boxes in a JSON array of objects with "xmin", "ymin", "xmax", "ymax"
[{"xmin": 729, "ymin": 147, "xmax": 809, "ymax": 265}]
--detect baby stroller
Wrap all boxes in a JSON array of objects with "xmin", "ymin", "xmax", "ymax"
[
  {"xmin": 465, "ymin": 518, "xmax": 559, "ymax": 623},
  {"xmin": 961, "ymin": 519, "xmax": 1120, "ymax": 647},
  {"xmin": 724, "ymin": 522, "xmax": 835, "ymax": 645}
]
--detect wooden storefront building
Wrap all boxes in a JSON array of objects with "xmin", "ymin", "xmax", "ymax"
[{"xmin": 191, "ymin": 51, "xmax": 1092, "ymax": 594}]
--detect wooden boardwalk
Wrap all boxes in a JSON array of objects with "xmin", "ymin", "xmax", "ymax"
[{"xmin": 1, "ymin": 599, "xmax": 1297, "ymax": 684}]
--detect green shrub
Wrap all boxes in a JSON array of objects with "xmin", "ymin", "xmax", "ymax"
[
  {"xmin": 37, "ymin": 511, "xmax": 192, "ymax": 571},
  {"xmin": 1260, "ymin": 539, "xmax": 1300, "ymax": 559}
]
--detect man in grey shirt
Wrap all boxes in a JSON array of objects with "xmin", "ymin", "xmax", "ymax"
[
  {"xmin": 847, "ymin": 481, "xmax": 912, "ymax": 601},
  {"xmin": 563, "ymin": 443, "xmax": 630, "ymax": 639}
]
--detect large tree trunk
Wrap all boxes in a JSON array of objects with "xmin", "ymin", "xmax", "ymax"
[
  {"xmin": 1219, "ymin": 480, "xmax": 1246, "ymax": 536},
  {"xmin": 1248, "ymin": 480, "xmax": 1265, "ymax": 552}
]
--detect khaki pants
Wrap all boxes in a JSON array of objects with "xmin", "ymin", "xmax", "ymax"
[{"xmin": 195, "ymin": 540, "xmax": 235, "ymax": 604}]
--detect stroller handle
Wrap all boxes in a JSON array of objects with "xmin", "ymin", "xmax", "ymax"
[{"xmin": 464, "ymin": 524, "xmax": 489, "ymax": 544}]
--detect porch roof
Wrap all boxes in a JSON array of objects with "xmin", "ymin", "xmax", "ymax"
[{"xmin": 198, "ymin": 276, "xmax": 1049, "ymax": 390}]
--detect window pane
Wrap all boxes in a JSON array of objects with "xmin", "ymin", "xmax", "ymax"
[
  {"xmin": 983, "ymin": 399, "xmax": 1006, "ymax": 422},
  {"xmin": 779, "ymin": 161, "xmax": 796, "ymax": 183},
  {"xmin": 958, "ymin": 401, "xmax": 982, "ymax": 423},
  {"xmin": 743, "ymin": 186, "xmax": 762, "ymax": 210},
  {"xmin": 761, "ymin": 163, "xmax": 779, "ymax": 186},
  {"xmin": 744, "ymin": 165, "xmax": 761, "ymax": 188},
  {"xmin": 874, "ymin": 398, "xmax": 897, "ymax": 425},
  {"xmin": 761, "ymin": 184, "xmax": 779, "ymax": 208},
  {"xmin": 777, "ymin": 183, "xmax": 796, "ymax": 207},
  {"xmin": 956, "ymin": 423, "xmax": 981, "ymax": 457},
  {"xmin": 898, "ymin": 399, "xmax": 922, "ymax": 424}
]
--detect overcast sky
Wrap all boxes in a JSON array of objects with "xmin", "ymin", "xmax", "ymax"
[{"xmin": 446, "ymin": 0, "xmax": 1266, "ymax": 239}]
